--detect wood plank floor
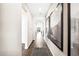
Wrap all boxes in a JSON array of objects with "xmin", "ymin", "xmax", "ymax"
[{"xmin": 22, "ymin": 40, "xmax": 52, "ymax": 56}]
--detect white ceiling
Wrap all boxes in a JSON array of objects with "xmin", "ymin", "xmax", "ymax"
[
  {"xmin": 23, "ymin": 3, "xmax": 52, "ymax": 28},
  {"xmin": 26, "ymin": 3, "xmax": 51, "ymax": 17}
]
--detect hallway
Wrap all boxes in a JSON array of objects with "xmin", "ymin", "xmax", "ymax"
[
  {"xmin": 0, "ymin": 3, "xmax": 78, "ymax": 56},
  {"xmin": 22, "ymin": 32, "xmax": 52, "ymax": 56},
  {"xmin": 22, "ymin": 3, "xmax": 65, "ymax": 56}
]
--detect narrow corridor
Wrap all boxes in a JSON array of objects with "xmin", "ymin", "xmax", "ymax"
[{"xmin": 22, "ymin": 32, "xmax": 52, "ymax": 56}]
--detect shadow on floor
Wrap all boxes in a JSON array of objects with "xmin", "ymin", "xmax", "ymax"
[{"xmin": 22, "ymin": 40, "xmax": 52, "ymax": 56}]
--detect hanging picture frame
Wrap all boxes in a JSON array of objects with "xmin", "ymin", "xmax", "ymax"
[{"xmin": 47, "ymin": 3, "xmax": 63, "ymax": 51}]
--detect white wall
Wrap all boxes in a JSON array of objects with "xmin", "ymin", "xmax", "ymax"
[
  {"xmin": 22, "ymin": 8, "xmax": 28, "ymax": 49},
  {"xmin": 44, "ymin": 3, "xmax": 68, "ymax": 56},
  {"xmin": 0, "ymin": 4, "xmax": 22, "ymax": 56},
  {"xmin": 22, "ymin": 4, "xmax": 34, "ymax": 49},
  {"xmin": 22, "ymin": 9, "xmax": 28, "ymax": 43},
  {"xmin": 27, "ymin": 12, "xmax": 34, "ymax": 48}
]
